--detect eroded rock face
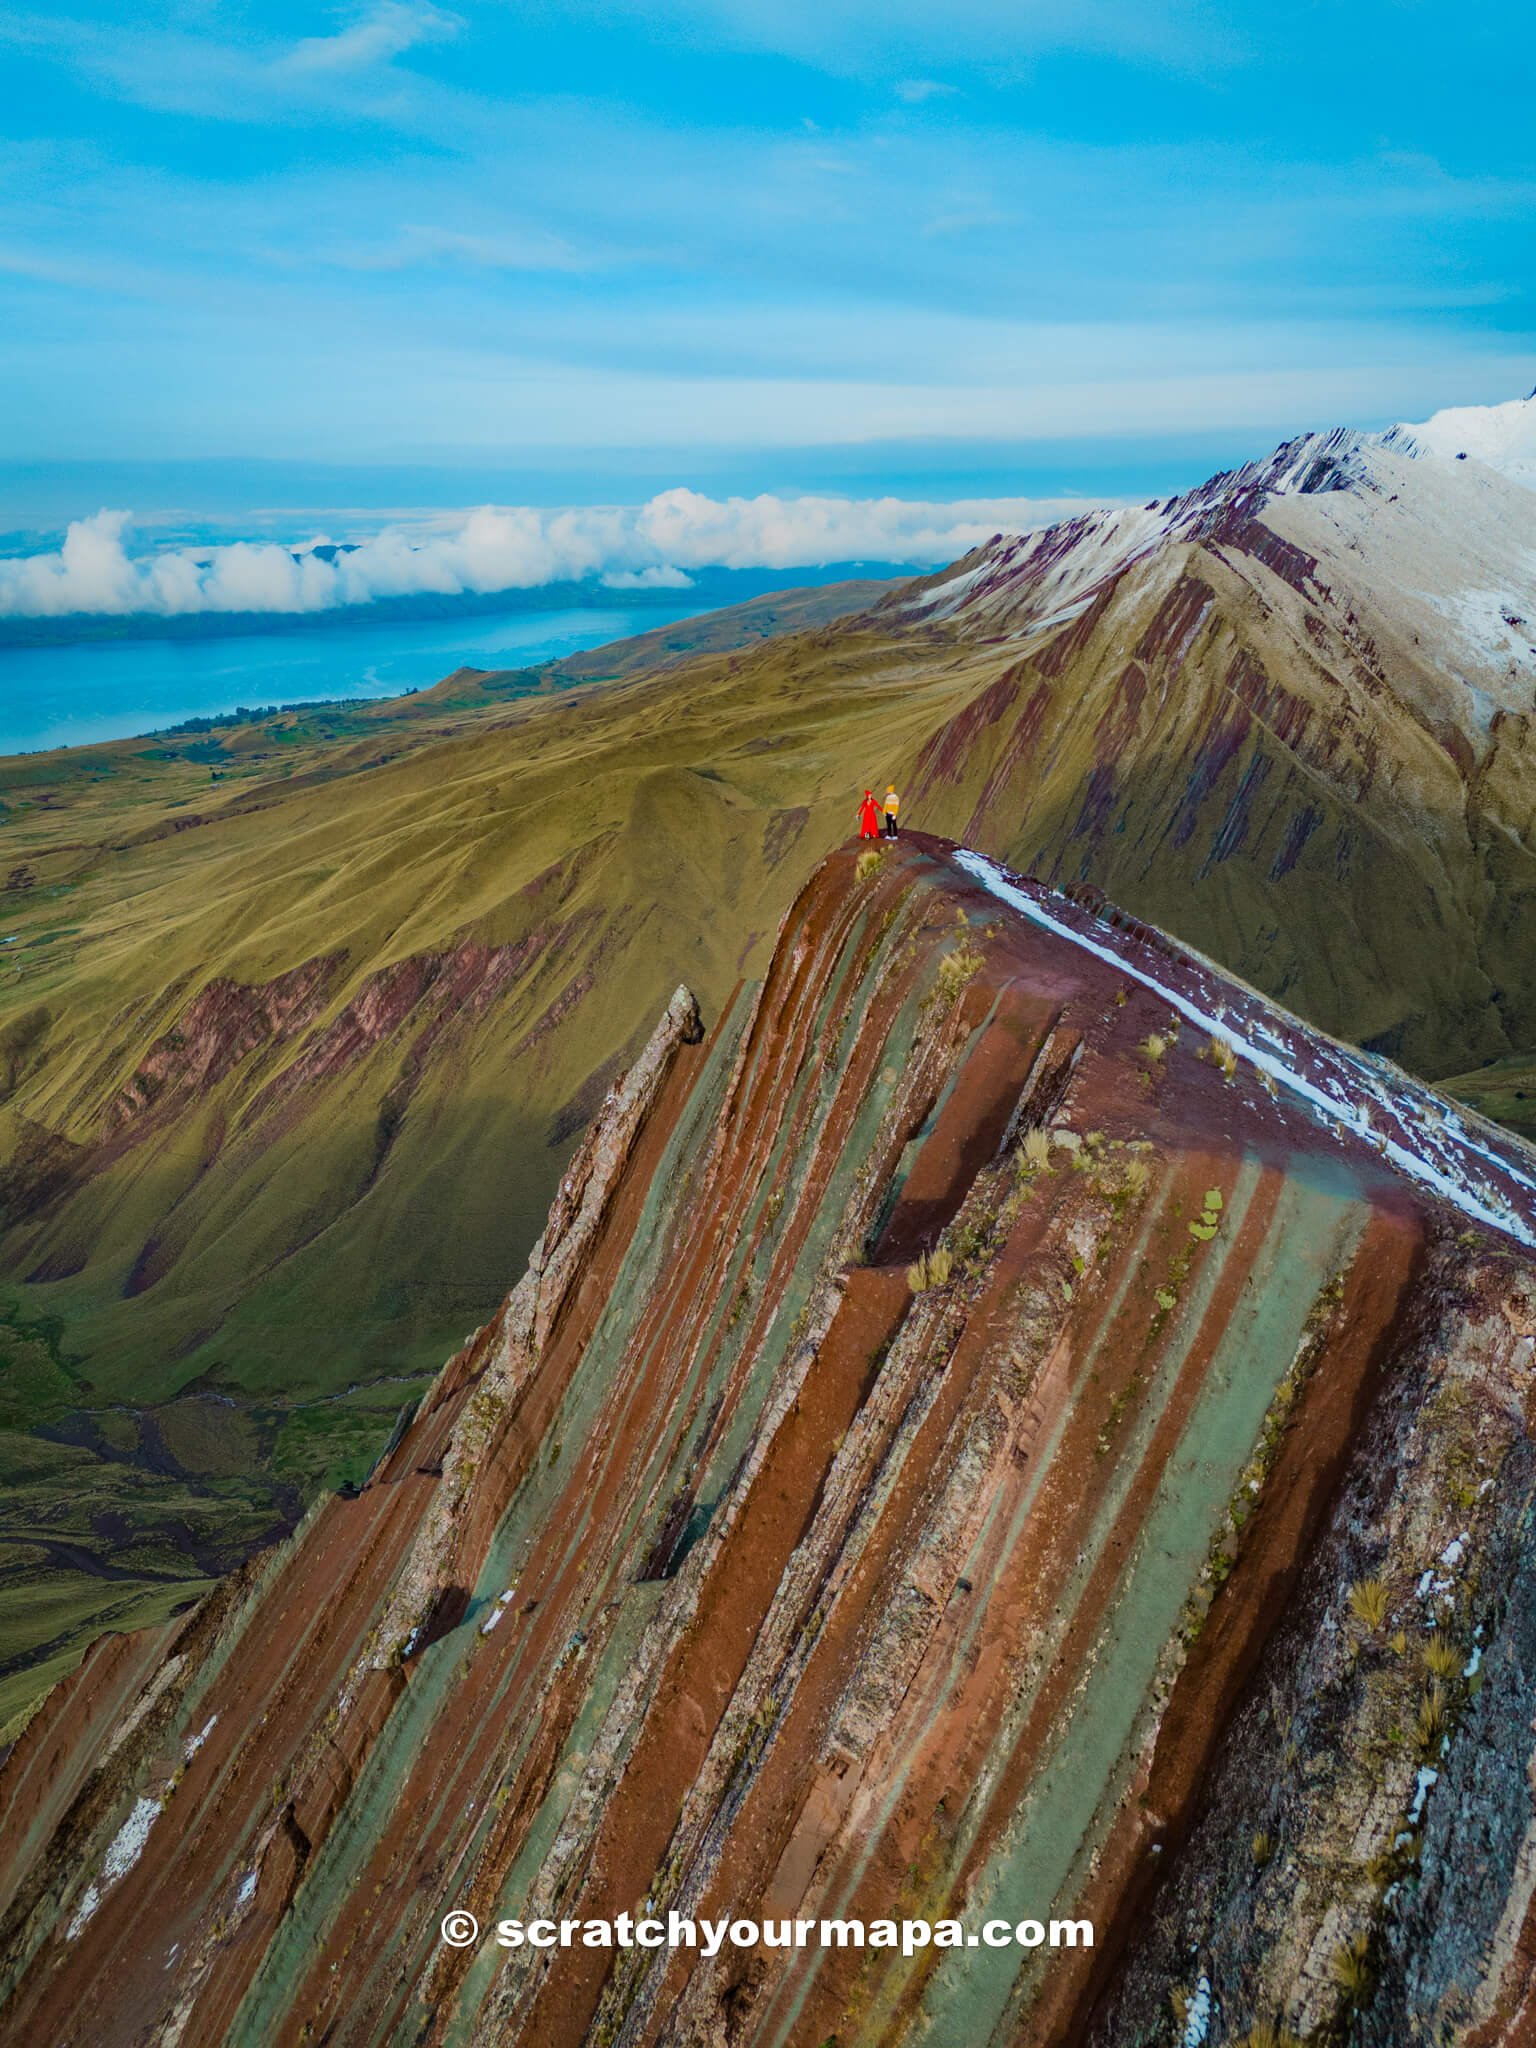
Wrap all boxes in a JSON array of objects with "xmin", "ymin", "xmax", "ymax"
[
  {"xmin": 2, "ymin": 839, "xmax": 1535, "ymax": 2048},
  {"xmin": 360, "ymin": 981, "xmax": 706, "ymax": 1678}
]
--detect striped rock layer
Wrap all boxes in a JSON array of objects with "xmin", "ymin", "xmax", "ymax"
[{"xmin": 3, "ymin": 836, "xmax": 1536, "ymax": 2048}]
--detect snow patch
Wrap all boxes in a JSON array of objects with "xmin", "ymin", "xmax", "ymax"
[
  {"xmin": 183, "ymin": 1715, "xmax": 217, "ymax": 1762},
  {"xmin": 953, "ymin": 850, "xmax": 1536, "ymax": 1251},
  {"xmin": 65, "ymin": 1795, "xmax": 164, "ymax": 1939},
  {"xmin": 103, "ymin": 1796, "xmax": 163, "ymax": 1883},
  {"xmin": 903, "ymin": 560, "xmax": 991, "ymax": 616},
  {"xmin": 1181, "ymin": 1973, "xmax": 1213, "ymax": 2046},
  {"xmin": 66, "ymin": 1885, "xmax": 101, "ymax": 1939},
  {"xmin": 480, "ymin": 1588, "xmax": 517, "ymax": 1636},
  {"xmin": 1409, "ymin": 1766, "xmax": 1439, "ymax": 1824},
  {"xmin": 1007, "ymin": 591, "xmax": 1096, "ymax": 638},
  {"xmin": 1423, "ymin": 585, "xmax": 1536, "ymax": 675}
]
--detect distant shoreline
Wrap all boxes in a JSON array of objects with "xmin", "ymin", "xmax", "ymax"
[
  {"xmin": 0, "ymin": 569, "xmax": 903, "ymax": 758},
  {"xmin": 0, "ymin": 561, "xmax": 912, "ymax": 653}
]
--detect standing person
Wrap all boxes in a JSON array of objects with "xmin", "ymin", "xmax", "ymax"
[
  {"xmin": 858, "ymin": 789, "xmax": 882, "ymax": 839},
  {"xmin": 883, "ymin": 784, "xmax": 901, "ymax": 838}
]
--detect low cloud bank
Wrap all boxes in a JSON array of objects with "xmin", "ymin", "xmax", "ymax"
[{"xmin": 0, "ymin": 489, "xmax": 1092, "ymax": 620}]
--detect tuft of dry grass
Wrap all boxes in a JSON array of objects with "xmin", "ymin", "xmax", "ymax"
[
  {"xmin": 1347, "ymin": 1577, "xmax": 1391, "ymax": 1632},
  {"xmin": 907, "ymin": 1245, "xmax": 953, "ymax": 1293},
  {"xmin": 1019, "ymin": 1127, "xmax": 1052, "ymax": 1172},
  {"xmin": 1415, "ymin": 1680, "xmax": 1449, "ymax": 1753},
  {"xmin": 1331, "ymin": 1931, "xmax": 1373, "ymax": 2002},
  {"xmin": 1240, "ymin": 2022, "xmax": 1304, "ymax": 2048},
  {"xmin": 855, "ymin": 848, "xmax": 884, "ymax": 882},
  {"xmin": 1205, "ymin": 1033, "xmax": 1239, "ymax": 1079},
  {"xmin": 1423, "ymin": 1631, "xmax": 1461, "ymax": 1683},
  {"xmin": 935, "ymin": 943, "xmax": 983, "ymax": 1003},
  {"xmin": 1140, "ymin": 1032, "xmax": 1168, "ymax": 1064}
]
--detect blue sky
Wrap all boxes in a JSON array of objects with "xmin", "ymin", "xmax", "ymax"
[{"xmin": 1, "ymin": 0, "xmax": 1533, "ymax": 515}]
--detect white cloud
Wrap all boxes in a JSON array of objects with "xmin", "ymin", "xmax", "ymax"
[
  {"xmin": 281, "ymin": 2, "xmax": 462, "ymax": 77},
  {"xmin": 601, "ymin": 564, "xmax": 696, "ymax": 589},
  {"xmin": 0, "ymin": 491, "xmax": 1097, "ymax": 620}
]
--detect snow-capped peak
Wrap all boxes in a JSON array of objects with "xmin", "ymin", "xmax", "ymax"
[
  {"xmin": 1383, "ymin": 392, "xmax": 1536, "ymax": 490},
  {"xmin": 885, "ymin": 392, "xmax": 1536, "ymax": 659}
]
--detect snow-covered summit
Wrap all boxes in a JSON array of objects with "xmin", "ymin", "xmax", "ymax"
[
  {"xmin": 891, "ymin": 394, "xmax": 1536, "ymax": 655},
  {"xmin": 880, "ymin": 389, "xmax": 1536, "ymax": 757},
  {"xmin": 1383, "ymin": 392, "xmax": 1536, "ymax": 490}
]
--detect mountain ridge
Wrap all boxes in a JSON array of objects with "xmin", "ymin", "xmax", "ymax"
[{"xmin": 3, "ymin": 835, "xmax": 1534, "ymax": 2046}]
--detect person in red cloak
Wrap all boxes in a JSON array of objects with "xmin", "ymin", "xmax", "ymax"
[{"xmin": 858, "ymin": 789, "xmax": 882, "ymax": 839}]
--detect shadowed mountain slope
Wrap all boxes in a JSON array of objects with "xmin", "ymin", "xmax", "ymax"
[
  {"xmin": 877, "ymin": 419, "xmax": 1536, "ymax": 1075},
  {"xmin": 1, "ymin": 406, "xmax": 1533, "ymax": 1727},
  {"xmin": 3, "ymin": 837, "xmax": 1535, "ymax": 2047}
]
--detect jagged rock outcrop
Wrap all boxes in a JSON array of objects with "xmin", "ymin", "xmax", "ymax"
[
  {"xmin": 363, "ymin": 981, "xmax": 704, "ymax": 1674},
  {"xmin": 3, "ymin": 836, "xmax": 1535, "ymax": 2047}
]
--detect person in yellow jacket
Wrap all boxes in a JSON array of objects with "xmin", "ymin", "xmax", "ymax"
[{"xmin": 882, "ymin": 784, "xmax": 900, "ymax": 838}]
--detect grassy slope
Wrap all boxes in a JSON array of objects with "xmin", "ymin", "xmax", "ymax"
[
  {"xmin": 547, "ymin": 576, "xmax": 893, "ymax": 681},
  {"xmin": 1439, "ymin": 1052, "xmax": 1536, "ymax": 1141},
  {"xmin": 0, "ymin": 588, "xmax": 919, "ymax": 1721}
]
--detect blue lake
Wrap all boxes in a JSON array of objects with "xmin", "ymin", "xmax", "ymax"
[{"xmin": 0, "ymin": 599, "xmax": 712, "ymax": 756}]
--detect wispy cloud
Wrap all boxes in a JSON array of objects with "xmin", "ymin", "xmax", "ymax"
[
  {"xmin": 281, "ymin": 2, "xmax": 462, "ymax": 77},
  {"xmin": 0, "ymin": 2, "xmax": 468, "ymax": 126},
  {"xmin": 589, "ymin": 0, "xmax": 1244, "ymax": 74},
  {"xmin": 0, "ymin": 0, "xmax": 1529, "ymax": 482},
  {"xmin": 0, "ymin": 242, "xmax": 145, "ymax": 291}
]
